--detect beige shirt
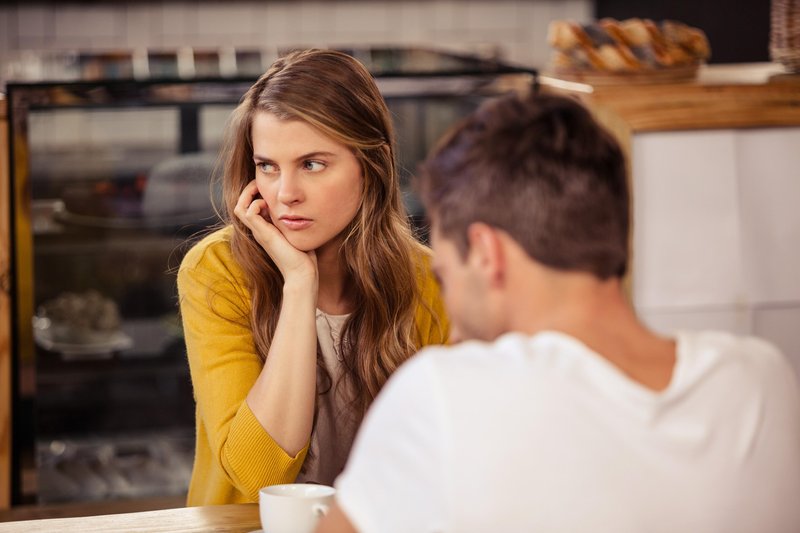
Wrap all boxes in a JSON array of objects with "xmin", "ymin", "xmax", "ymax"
[{"xmin": 295, "ymin": 310, "xmax": 359, "ymax": 486}]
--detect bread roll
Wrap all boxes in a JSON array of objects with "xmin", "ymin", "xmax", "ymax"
[{"xmin": 547, "ymin": 17, "xmax": 711, "ymax": 73}]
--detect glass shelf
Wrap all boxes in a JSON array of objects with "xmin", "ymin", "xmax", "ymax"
[{"xmin": 7, "ymin": 46, "xmax": 536, "ymax": 506}]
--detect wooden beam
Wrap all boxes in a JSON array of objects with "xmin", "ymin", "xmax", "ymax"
[{"xmin": 1, "ymin": 96, "xmax": 11, "ymax": 510}]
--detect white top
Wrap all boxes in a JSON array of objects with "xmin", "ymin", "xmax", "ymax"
[
  {"xmin": 335, "ymin": 330, "xmax": 800, "ymax": 533},
  {"xmin": 295, "ymin": 310, "xmax": 358, "ymax": 486}
]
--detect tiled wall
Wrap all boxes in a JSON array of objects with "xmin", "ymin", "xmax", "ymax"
[
  {"xmin": 631, "ymin": 127, "xmax": 800, "ymax": 379},
  {"xmin": 0, "ymin": 0, "xmax": 592, "ymax": 83}
]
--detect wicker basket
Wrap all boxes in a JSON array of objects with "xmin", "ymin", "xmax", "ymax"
[{"xmin": 771, "ymin": 0, "xmax": 800, "ymax": 72}]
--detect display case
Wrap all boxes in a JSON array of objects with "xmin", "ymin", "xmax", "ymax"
[{"xmin": 6, "ymin": 47, "xmax": 536, "ymax": 506}]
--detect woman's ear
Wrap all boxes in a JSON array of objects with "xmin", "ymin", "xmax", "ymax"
[{"xmin": 466, "ymin": 222, "xmax": 505, "ymax": 288}]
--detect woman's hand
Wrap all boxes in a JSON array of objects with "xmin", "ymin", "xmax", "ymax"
[
  {"xmin": 236, "ymin": 180, "xmax": 319, "ymax": 455},
  {"xmin": 234, "ymin": 180, "xmax": 318, "ymax": 289}
]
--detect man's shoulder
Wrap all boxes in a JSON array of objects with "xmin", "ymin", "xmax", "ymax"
[
  {"xmin": 680, "ymin": 329, "xmax": 789, "ymax": 369},
  {"xmin": 678, "ymin": 329, "xmax": 798, "ymax": 392},
  {"xmin": 410, "ymin": 332, "xmax": 542, "ymax": 377}
]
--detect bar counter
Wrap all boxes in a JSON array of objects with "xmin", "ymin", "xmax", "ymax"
[{"xmin": 0, "ymin": 504, "xmax": 261, "ymax": 532}]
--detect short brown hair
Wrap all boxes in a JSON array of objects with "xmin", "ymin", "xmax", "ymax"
[{"xmin": 418, "ymin": 93, "xmax": 629, "ymax": 279}]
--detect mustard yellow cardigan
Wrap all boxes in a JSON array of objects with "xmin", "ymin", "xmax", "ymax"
[{"xmin": 177, "ymin": 226, "xmax": 448, "ymax": 505}]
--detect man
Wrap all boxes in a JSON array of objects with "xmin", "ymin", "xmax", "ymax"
[{"xmin": 316, "ymin": 93, "xmax": 800, "ymax": 532}]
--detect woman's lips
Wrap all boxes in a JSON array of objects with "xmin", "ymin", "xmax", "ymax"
[{"xmin": 279, "ymin": 216, "xmax": 313, "ymax": 230}]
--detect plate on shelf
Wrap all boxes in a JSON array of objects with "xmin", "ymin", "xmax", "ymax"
[
  {"xmin": 33, "ymin": 322, "xmax": 134, "ymax": 360},
  {"xmin": 52, "ymin": 207, "xmax": 217, "ymax": 230},
  {"xmin": 544, "ymin": 63, "xmax": 701, "ymax": 86}
]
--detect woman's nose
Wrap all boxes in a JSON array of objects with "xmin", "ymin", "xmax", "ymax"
[{"xmin": 276, "ymin": 171, "xmax": 304, "ymax": 205}]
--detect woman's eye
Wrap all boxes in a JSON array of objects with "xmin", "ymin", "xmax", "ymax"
[
  {"xmin": 257, "ymin": 162, "xmax": 277, "ymax": 174},
  {"xmin": 303, "ymin": 160, "xmax": 326, "ymax": 172}
]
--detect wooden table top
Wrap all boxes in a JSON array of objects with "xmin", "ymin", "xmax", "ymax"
[{"xmin": 0, "ymin": 504, "xmax": 261, "ymax": 532}]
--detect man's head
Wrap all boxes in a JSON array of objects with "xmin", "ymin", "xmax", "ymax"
[{"xmin": 418, "ymin": 93, "xmax": 629, "ymax": 341}]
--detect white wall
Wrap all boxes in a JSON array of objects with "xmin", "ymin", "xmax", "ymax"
[
  {"xmin": 0, "ymin": 0, "xmax": 591, "ymax": 84},
  {"xmin": 631, "ymin": 127, "xmax": 800, "ymax": 379}
]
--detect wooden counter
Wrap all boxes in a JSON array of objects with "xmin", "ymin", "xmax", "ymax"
[
  {"xmin": 539, "ymin": 63, "xmax": 800, "ymax": 173},
  {"xmin": 1, "ymin": 95, "xmax": 11, "ymax": 511},
  {"xmin": 540, "ymin": 63, "xmax": 800, "ymax": 133},
  {"xmin": 0, "ymin": 504, "xmax": 260, "ymax": 532}
]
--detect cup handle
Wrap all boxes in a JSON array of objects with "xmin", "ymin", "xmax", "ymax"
[{"xmin": 313, "ymin": 503, "xmax": 330, "ymax": 517}]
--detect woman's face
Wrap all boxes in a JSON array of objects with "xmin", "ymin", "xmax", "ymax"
[{"xmin": 251, "ymin": 111, "xmax": 364, "ymax": 253}]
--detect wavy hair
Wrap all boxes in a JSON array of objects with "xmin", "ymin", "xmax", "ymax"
[{"xmin": 217, "ymin": 49, "xmax": 430, "ymax": 415}]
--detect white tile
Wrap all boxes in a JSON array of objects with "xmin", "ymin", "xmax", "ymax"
[
  {"xmin": 16, "ymin": 5, "xmax": 52, "ymax": 49},
  {"xmin": 54, "ymin": 5, "xmax": 121, "ymax": 41},
  {"xmin": 42, "ymin": 36, "xmax": 97, "ymax": 52},
  {"xmin": 125, "ymin": 4, "xmax": 163, "ymax": 49},
  {"xmin": 0, "ymin": 7, "xmax": 14, "ymax": 52},
  {"xmin": 328, "ymin": 32, "xmax": 390, "ymax": 48},
  {"xmin": 427, "ymin": 0, "xmax": 465, "ymax": 33},
  {"xmin": 559, "ymin": 0, "xmax": 592, "ymax": 23},
  {"xmin": 297, "ymin": 1, "xmax": 338, "ymax": 39},
  {"xmin": 736, "ymin": 127, "xmax": 800, "ymax": 303},
  {"xmin": 382, "ymin": 1, "xmax": 427, "ymax": 41},
  {"xmin": 463, "ymin": 0, "xmax": 516, "ymax": 30},
  {"xmin": 16, "ymin": 5, "xmax": 50, "ymax": 37},
  {"xmin": 636, "ymin": 305, "xmax": 753, "ymax": 337},
  {"xmin": 262, "ymin": 2, "xmax": 296, "ymax": 48},
  {"xmin": 0, "ymin": 54, "xmax": 13, "ymax": 87},
  {"xmin": 753, "ymin": 304, "xmax": 800, "ymax": 380},
  {"xmin": 159, "ymin": 33, "xmax": 192, "ymax": 49},
  {"xmin": 527, "ymin": 0, "xmax": 563, "ymax": 69},
  {"xmin": 191, "ymin": 26, "xmax": 261, "ymax": 49},
  {"xmin": 160, "ymin": 1, "xmax": 198, "ymax": 42},
  {"xmin": 512, "ymin": 0, "xmax": 535, "ymax": 49},
  {"xmin": 248, "ymin": 1, "xmax": 270, "ymax": 42},
  {"xmin": 503, "ymin": 39, "xmax": 540, "ymax": 68},
  {"xmin": 631, "ymin": 130, "xmax": 746, "ymax": 309},
  {"xmin": 196, "ymin": 2, "xmax": 257, "ymax": 36},
  {"xmin": 332, "ymin": 1, "xmax": 390, "ymax": 37},
  {"xmin": 515, "ymin": 0, "xmax": 537, "ymax": 21}
]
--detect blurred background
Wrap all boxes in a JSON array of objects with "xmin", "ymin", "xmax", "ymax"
[
  {"xmin": 0, "ymin": 0, "xmax": 771, "ymax": 86},
  {"xmin": 2, "ymin": 0, "xmax": 795, "ymax": 523}
]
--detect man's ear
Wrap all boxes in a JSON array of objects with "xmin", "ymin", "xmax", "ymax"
[{"xmin": 466, "ymin": 222, "xmax": 505, "ymax": 287}]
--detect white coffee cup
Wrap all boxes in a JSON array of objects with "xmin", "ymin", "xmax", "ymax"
[{"xmin": 259, "ymin": 483, "xmax": 336, "ymax": 533}]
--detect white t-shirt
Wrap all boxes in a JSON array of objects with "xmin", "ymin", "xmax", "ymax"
[{"xmin": 335, "ymin": 330, "xmax": 800, "ymax": 533}]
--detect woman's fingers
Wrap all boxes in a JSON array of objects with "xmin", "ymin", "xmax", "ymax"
[
  {"xmin": 245, "ymin": 197, "xmax": 268, "ymax": 219},
  {"xmin": 243, "ymin": 199, "xmax": 283, "ymax": 248},
  {"xmin": 233, "ymin": 180, "xmax": 262, "ymax": 220},
  {"xmin": 234, "ymin": 183, "xmax": 317, "ymax": 283}
]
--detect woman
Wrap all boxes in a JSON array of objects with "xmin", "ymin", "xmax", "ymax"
[{"xmin": 177, "ymin": 49, "xmax": 448, "ymax": 506}]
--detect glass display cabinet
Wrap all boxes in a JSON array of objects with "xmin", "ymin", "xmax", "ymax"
[{"xmin": 6, "ymin": 47, "xmax": 536, "ymax": 505}]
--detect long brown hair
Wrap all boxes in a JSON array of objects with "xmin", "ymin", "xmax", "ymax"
[{"xmin": 219, "ymin": 49, "xmax": 430, "ymax": 415}]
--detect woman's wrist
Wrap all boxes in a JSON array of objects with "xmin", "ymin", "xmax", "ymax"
[{"xmin": 282, "ymin": 276, "xmax": 318, "ymax": 302}]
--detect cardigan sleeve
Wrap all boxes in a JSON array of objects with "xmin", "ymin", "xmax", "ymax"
[
  {"xmin": 178, "ymin": 235, "xmax": 308, "ymax": 502},
  {"xmin": 414, "ymin": 251, "xmax": 450, "ymax": 348}
]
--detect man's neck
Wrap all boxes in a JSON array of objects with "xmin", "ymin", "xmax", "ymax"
[{"xmin": 509, "ymin": 268, "xmax": 676, "ymax": 391}]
